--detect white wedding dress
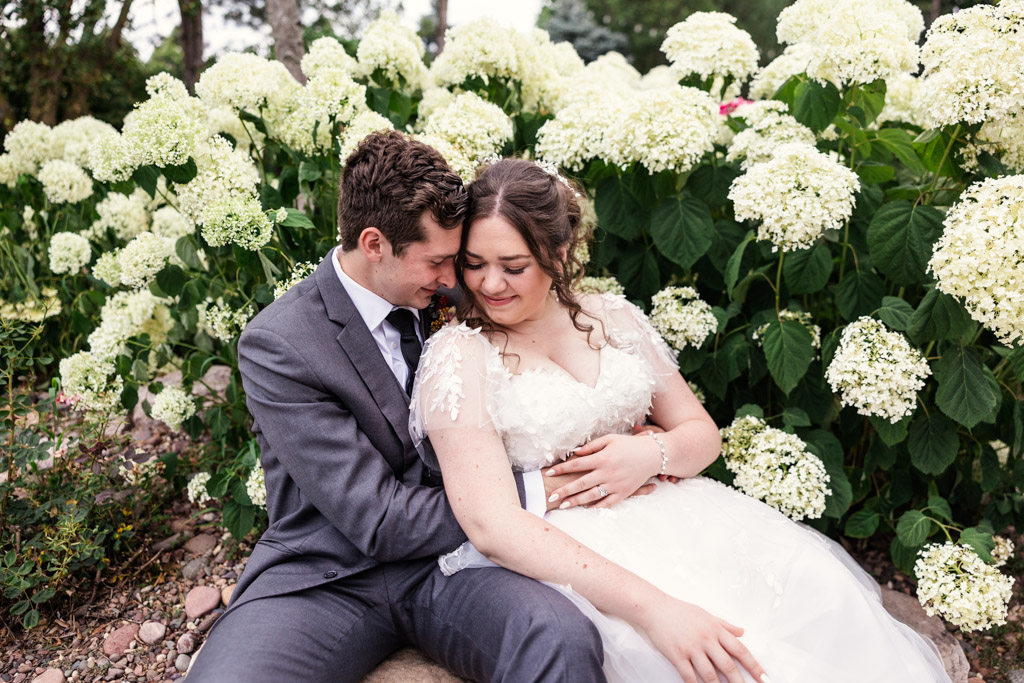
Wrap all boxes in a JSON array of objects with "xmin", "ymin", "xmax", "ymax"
[{"xmin": 410, "ymin": 293, "xmax": 951, "ymax": 683}]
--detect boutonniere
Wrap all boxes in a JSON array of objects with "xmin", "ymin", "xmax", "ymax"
[{"xmin": 427, "ymin": 295, "xmax": 456, "ymax": 336}]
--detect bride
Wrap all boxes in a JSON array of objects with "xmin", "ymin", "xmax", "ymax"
[{"xmin": 410, "ymin": 158, "xmax": 951, "ymax": 683}]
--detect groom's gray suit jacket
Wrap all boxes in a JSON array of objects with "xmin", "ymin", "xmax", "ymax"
[{"xmin": 233, "ymin": 257, "xmax": 523, "ymax": 609}]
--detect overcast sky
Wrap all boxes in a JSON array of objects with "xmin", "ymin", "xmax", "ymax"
[{"xmin": 124, "ymin": 0, "xmax": 544, "ymax": 62}]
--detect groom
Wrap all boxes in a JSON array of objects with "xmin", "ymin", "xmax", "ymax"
[{"xmin": 186, "ymin": 131, "xmax": 605, "ymax": 682}]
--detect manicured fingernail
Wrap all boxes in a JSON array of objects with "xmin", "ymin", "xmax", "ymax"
[
  {"xmin": 760, "ymin": 675, "xmax": 773, "ymax": 683},
  {"xmin": 558, "ymin": 501, "xmax": 571, "ymax": 510},
  {"xmin": 546, "ymin": 469, "xmax": 556, "ymax": 476},
  {"xmin": 548, "ymin": 493, "xmax": 559, "ymax": 502}
]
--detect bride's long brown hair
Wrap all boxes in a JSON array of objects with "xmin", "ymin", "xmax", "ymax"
[{"xmin": 455, "ymin": 158, "xmax": 596, "ymax": 346}]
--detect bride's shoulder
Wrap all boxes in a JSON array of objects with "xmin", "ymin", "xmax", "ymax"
[{"xmin": 422, "ymin": 321, "xmax": 501, "ymax": 370}]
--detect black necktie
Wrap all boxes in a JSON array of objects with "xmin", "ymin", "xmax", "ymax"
[{"xmin": 385, "ymin": 308, "xmax": 422, "ymax": 395}]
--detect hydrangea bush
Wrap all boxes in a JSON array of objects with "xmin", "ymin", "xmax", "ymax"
[{"xmin": 2, "ymin": 2, "xmax": 1022, "ymax": 632}]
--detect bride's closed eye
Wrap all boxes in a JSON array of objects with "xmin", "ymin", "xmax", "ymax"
[{"xmin": 464, "ymin": 262, "xmax": 527, "ymax": 275}]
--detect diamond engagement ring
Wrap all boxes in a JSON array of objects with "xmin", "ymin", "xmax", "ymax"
[{"xmin": 596, "ymin": 485, "xmax": 609, "ymax": 498}]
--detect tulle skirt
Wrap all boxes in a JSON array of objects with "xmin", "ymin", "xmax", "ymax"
[{"xmin": 441, "ymin": 477, "xmax": 951, "ymax": 683}]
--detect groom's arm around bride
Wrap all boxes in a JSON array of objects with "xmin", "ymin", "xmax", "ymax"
[{"xmin": 185, "ymin": 131, "xmax": 605, "ymax": 683}]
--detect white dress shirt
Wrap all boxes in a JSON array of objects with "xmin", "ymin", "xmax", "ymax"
[{"xmin": 330, "ymin": 248, "xmax": 545, "ymax": 517}]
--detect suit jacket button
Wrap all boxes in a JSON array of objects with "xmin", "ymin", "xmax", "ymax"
[{"xmin": 323, "ymin": 571, "xmax": 337, "ymax": 579}]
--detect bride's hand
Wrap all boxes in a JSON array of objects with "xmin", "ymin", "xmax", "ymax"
[
  {"xmin": 641, "ymin": 598, "xmax": 768, "ymax": 683},
  {"xmin": 545, "ymin": 433, "xmax": 661, "ymax": 509}
]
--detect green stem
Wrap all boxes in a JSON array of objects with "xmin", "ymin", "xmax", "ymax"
[
  {"xmin": 775, "ymin": 251, "xmax": 785, "ymax": 313},
  {"xmin": 925, "ymin": 124, "xmax": 961, "ymax": 202}
]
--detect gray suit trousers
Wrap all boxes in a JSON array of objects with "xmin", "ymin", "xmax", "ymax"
[{"xmin": 186, "ymin": 558, "xmax": 604, "ymax": 683}]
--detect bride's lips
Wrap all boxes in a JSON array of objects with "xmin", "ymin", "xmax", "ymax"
[{"xmin": 482, "ymin": 294, "xmax": 515, "ymax": 307}]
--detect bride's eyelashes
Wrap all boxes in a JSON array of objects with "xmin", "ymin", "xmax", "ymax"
[{"xmin": 463, "ymin": 262, "xmax": 527, "ymax": 275}]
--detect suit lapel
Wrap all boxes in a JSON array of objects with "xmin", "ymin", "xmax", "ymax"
[{"xmin": 315, "ymin": 258, "xmax": 413, "ymax": 472}]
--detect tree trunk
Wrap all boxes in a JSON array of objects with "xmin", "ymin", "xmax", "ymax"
[
  {"xmin": 267, "ymin": 0, "xmax": 306, "ymax": 84},
  {"xmin": 179, "ymin": 0, "xmax": 204, "ymax": 94},
  {"xmin": 434, "ymin": 0, "xmax": 448, "ymax": 55},
  {"xmin": 930, "ymin": 0, "xmax": 942, "ymax": 27}
]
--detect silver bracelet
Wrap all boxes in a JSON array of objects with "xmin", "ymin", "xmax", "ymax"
[{"xmin": 648, "ymin": 432, "xmax": 668, "ymax": 476}]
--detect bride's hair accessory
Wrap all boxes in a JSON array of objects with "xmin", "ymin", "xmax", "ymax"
[
  {"xmin": 647, "ymin": 431, "xmax": 668, "ymax": 476},
  {"xmin": 478, "ymin": 155, "xmax": 581, "ymax": 198}
]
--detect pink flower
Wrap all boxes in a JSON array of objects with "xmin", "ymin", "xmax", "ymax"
[{"xmin": 720, "ymin": 98, "xmax": 754, "ymax": 116}]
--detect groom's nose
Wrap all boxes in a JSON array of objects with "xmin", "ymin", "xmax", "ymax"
[{"xmin": 437, "ymin": 259, "xmax": 456, "ymax": 288}]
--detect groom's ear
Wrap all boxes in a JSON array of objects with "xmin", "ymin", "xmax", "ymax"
[{"xmin": 358, "ymin": 227, "xmax": 386, "ymax": 262}]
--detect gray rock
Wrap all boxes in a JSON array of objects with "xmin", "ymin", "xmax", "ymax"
[
  {"xmin": 363, "ymin": 648, "xmax": 464, "ymax": 683},
  {"xmin": 1007, "ymin": 670, "xmax": 1024, "ymax": 683},
  {"xmin": 880, "ymin": 588, "xmax": 969, "ymax": 683},
  {"xmin": 195, "ymin": 612, "xmax": 221, "ymax": 633},
  {"xmin": 137, "ymin": 621, "xmax": 166, "ymax": 646},
  {"xmin": 183, "ymin": 534, "xmax": 217, "ymax": 556},
  {"xmin": 176, "ymin": 633, "xmax": 196, "ymax": 655},
  {"xmin": 174, "ymin": 655, "xmax": 191, "ymax": 673},
  {"xmin": 152, "ymin": 534, "xmax": 183, "ymax": 553},
  {"xmin": 181, "ymin": 558, "xmax": 208, "ymax": 581},
  {"xmin": 184, "ymin": 586, "xmax": 220, "ymax": 620}
]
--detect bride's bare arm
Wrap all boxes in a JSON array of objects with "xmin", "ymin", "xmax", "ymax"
[
  {"xmin": 430, "ymin": 423, "xmax": 765, "ymax": 683},
  {"xmin": 545, "ymin": 370, "xmax": 720, "ymax": 508}
]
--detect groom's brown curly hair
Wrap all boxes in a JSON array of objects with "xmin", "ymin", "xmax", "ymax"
[{"xmin": 337, "ymin": 131, "xmax": 468, "ymax": 256}]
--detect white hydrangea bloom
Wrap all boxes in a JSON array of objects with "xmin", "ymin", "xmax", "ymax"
[
  {"xmin": 278, "ymin": 68, "xmax": 366, "ymax": 155},
  {"xmin": 88, "ymin": 191, "xmax": 151, "ymax": 241},
  {"xmin": 85, "ymin": 132, "xmax": 135, "ymax": 184},
  {"xmin": 877, "ymin": 73, "xmax": 924, "ymax": 127},
  {"xmin": 586, "ymin": 52, "xmax": 642, "ymax": 86},
  {"xmin": 726, "ymin": 108, "xmax": 816, "ymax": 169},
  {"xmin": 687, "ymin": 381, "xmax": 706, "ymax": 404},
  {"xmin": 776, "ymin": 0, "xmax": 923, "ymax": 86},
  {"xmin": 639, "ymin": 65, "xmax": 680, "ymax": 91},
  {"xmin": 198, "ymin": 194, "xmax": 273, "ymax": 251},
  {"xmin": 198, "ymin": 299, "xmax": 255, "ymax": 343},
  {"xmin": 118, "ymin": 232, "xmax": 175, "ymax": 288},
  {"xmin": 550, "ymin": 41, "xmax": 585, "ymax": 78},
  {"xmin": 431, "ymin": 17, "xmax": 520, "ymax": 88},
  {"xmin": 121, "ymin": 74, "xmax": 208, "ymax": 170},
  {"xmin": 413, "ymin": 134, "xmax": 478, "ymax": 184},
  {"xmin": 747, "ymin": 43, "xmax": 816, "ymax": 100},
  {"xmin": 37, "ymin": 159, "xmax": 93, "ymax": 204},
  {"xmin": 535, "ymin": 95, "xmax": 626, "ymax": 172},
  {"xmin": 151, "ymin": 385, "xmax": 197, "ymax": 431},
  {"xmin": 58, "ymin": 350, "xmax": 123, "ymax": 413},
  {"xmin": 357, "ymin": 10, "xmax": 429, "ymax": 91},
  {"xmin": 2, "ymin": 120, "xmax": 57, "ymax": 173},
  {"xmin": 825, "ymin": 317, "xmax": 931, "ymax": 423},
  {"xmin": 915, "ymin": 542, "xmax": 1014, "ymax": 632},
  {"xmin": 661, "ymin": 12, "xmax": 759, "ymax": 83},
  {"xmin": 301, "ymin": 36, "xmax": 358, "ymax": 79},
  {"xmin": 118, "ymin": 452, "xmax": 165, "ymax": 486},
  {"xmin": 720, "ymin": 414, "xmax": 831, "ymax": 521},
  {"xmin": 175, "ymin": 136, "xmax": 260, "ymax": 233},
  {"xmin": 928, "ymin": 175, "xmax": 1024, "ymax": 346},
  {"xmin": 0, "ymin": 287, "xmax": 62, "ymax": 323},
  {"xmin": 967, "ymin": 109, "xmax": 1024, "ymax": 173},
  {"xmin": 0, "ymin": 153, "xmax": 22, "ymax": 187},
  {"xmin": 649, "ymin": 286, "xmax": 718, "ymax": 352},
  {"xmin": 338, "ymin": 111, "xmax": 394, "ymax": 164},
  {"xmin": 576, "ymin": 276, "xmax": 625, "ymax": 296},
  {"xmin": 604, "ymin": 86, "xmax": 719, "ymax": 173},
  {"xmin": 245, "ymin": 462, "xmax": 267, "ymax": 508},
  {"xmin": 52, "ymin": 116, "xmax": 118, "ymax": 167},
  {"xmin": 196, "ymin": 52, "xmax": 302, "ymax": 120},
  {"xmin": 992, "ymin": 535, "xmax": 1015, "ymax": 567},
  {"xmin": 417, "ymin": 88, "xmax": 456, "ymax": 123},
  {"xmin": 753, "ymin": 309, "xmax": 822, "ymax": 351},
  {"xmin": 729, "ymin": 143, "xmax": 860, "ymax": 252},
  {"xmin": 917, "ymin": 2, "xmax": 1024, "ymax": 128},
  {"xmin": 186, "ymin": 472, "xmax": 213, "ymax": 506},
  {"xmin": 421, "ymin": 92, "xmax": 513, "ymax": 163},
  {"xmin": 150, "ymin": 206, "xmax": 193, "ymax": 241},
  {"xmin": 86, "ymin": 290, "xmax": 167, "ymax": 359},
  {"xmin": 274, "ymin": 261, "xmax": 317, "ymax": 299},
  {"xmin": 48, "ymin": 232, "xmax": 92, "ymax": 274},
  {"xmin": 92, "ymin": 250, "xmax": 123, "ymax": 287},
  {"xmin": 205, "ymin": 106, "xmax": 265, "ymax": 155}
]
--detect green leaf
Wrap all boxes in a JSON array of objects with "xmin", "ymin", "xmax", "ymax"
[
  {"xmin": 175, "ymin": 235, "xmax": 203, "ymax": 271},
  {"xmin": 781, "ymin": 407, "xmax": 811, "ymax": 427},
  {"xmin": 909, "ymin": 288, "xmax": 975, "ymax": 343},
  {"xmin": 782, "ymin": 244, "xmax": 832, "ymax": 295},
  {"xmin": 896, "ymin": 510, "xmax": 932, "ymax": 547},
  {"xmin": 279, "ymin": 208, "xmax": 315, "ymax": 230},
  {"xmin": 31, "ymin": 587, "xmax": 56, "ymax": 604},
  {"xmin": 874, "ymin": 129, "xmax": 928, "ymax": 177},
  {"xmin": 724, "ymin": 231, "xmax": 755, "ymax": 297},
  {"xmin": 856, "ymin": 162, "xmax": 895, "ymax": 185},
  {"xmin": 132, "ymin": 166, "xmax": 159, "ymax": 197},
  {"xmin": 649, "ymin": 192, "xmax": 714, "ymax": 269},
  {"xmin": 959, "ymin": 527, "xmax": 996, "ymax": 563},
  {"xmin": 870, "ymin": 414, "xmax": 910, "ymax": 445},
  {"xmin": 298, "ymin": 160, "xmax": 322, "ymax": 183},
  {"xmin": 163, "ymin": 158, "xmax": 198, "ymax": 184},
  {"xmin": 258, "ymin": 250, "xmax": 282, "ymax": 283},
  {"xmin": 804, "ymin": 429, "xmax": 852, "ymax": 518},
  {"xmin": 762, "ymin": 320, "xmax": 815, "ymax": 394},
  {"xmin": 735, "ymin": 404, "xmax": 764, "ymax": 419},
  {"xmin": 867, "ymin": 201, "xmax": 944, "ymax": 286},
  {"xmin": 908, "ymin": 413, "xmax": 958, "ymax": 476},
  {"xmin": 845, "ymin": 510, "xmax": 880, "ymax": 538},
  {"xmin": 836, "ymin": 270, "xmax": 884, "ymax": 321},
  {"xmin": 595, "ymin": 176, "xmax": 645, "ymax": 240},
  {"xmin": 22, "ymin": 609, "xmax": 39, "ymax": 629},
  {"xmin": 618, "ymin": 247, "xmax": 660, "ymax": 299},
  {"xmin": 223, "ymin": 499, "xmax": 256, "ymax": 541},
  {"xmin": 131, "ymin": 358, "xmax": 149, "ymax": 383},
  {"xmin": 891, "ymin": 537, "xmax": 920, "ymax": 575},
  {"xmin": 10, "ymin": 599, "xmax": 30, "ymax": 616},
  {"xmin": 260, "ymin": 184, "xmax": 284, "ymax": 210},
  {"xmin": 876, "ymin": 296, "xmax": 914, "ymax": 331},
  {"xmin": 934, "ymin": 346, "xmax": 1000, "ymax": 429},
  {"xmin": 793, "ymin": 79, "xmax": 841, "ymax": 132},
  {"xmin": 927, "ymin": 494, "xmax": 953, "ymax": 522},
  {"xmin": 155, "ymin": 264, "xmax": 186, "ymax": 297}
]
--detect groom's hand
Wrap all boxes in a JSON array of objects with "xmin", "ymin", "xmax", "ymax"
[{"xmin": 543, "ymin": 454, "xmax": 656, "ymax": 512}]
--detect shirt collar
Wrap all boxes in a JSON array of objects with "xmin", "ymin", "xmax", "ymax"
[{"xmin": 331, "ymin": 247, "xmax": 420, "ymax": 332}]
